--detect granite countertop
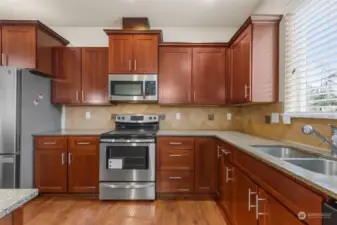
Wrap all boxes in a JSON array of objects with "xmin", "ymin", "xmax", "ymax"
[
  {"xmin": 33, "ymin": 129, "xmax": 111, "ymax": 136},
  {"xmin": 0, "ymin": 189, "xmax": 38, "ymax": 219},
  {"xmin": 158, "ymin": 130, "xmax": 337, "ymax": 199}
]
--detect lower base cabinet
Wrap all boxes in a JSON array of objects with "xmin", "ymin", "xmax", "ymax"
[{"xmin": 34, "ymin": 136, "xmax": 99, "ymax": 194}]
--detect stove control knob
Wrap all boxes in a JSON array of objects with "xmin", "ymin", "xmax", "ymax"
[
  {"xmin": 122, "ymin": 116, "xmax": 125, "ymax": 120},
  {"xmin": 117, "ymin": 116, "xmax": 121, "ymax": 120},
  {"xmin": 153, "ymin": 116, "xmax": 157, "ymax": 120},
  {"xmin": 149, "ymin": 117, "xmax": 152, "ymax": 120}
]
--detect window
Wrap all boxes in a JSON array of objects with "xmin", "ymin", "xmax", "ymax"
[{"xmin": 284, "ymin": 0, "xmax": 337, "ymax": 119}]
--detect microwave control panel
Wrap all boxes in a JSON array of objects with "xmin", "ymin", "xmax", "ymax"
[{"xmin": 145, "ymin": 81, "xmax": 157, "ymax": 96}]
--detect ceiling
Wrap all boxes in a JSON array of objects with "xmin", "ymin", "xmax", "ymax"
[{"xmin": 0, "ymin": 0, "xmax": 261, "ymax": 27}]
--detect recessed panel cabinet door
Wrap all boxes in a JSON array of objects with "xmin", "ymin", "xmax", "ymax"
[
  {"xmin": 81, "ymin": 47, "xmax": 109, "ymax": 104},
  {"xmin": 1, "ymin": 26, "xmax": 36, "ymax": 68},
  {"xmin": 234, "ymin": 168, "xmax": 257, "ymax": 225},
  {"xmin": 68, "ymin": 148, "xmax": 99, "ymax": 193},
  {"xmin": 159, "ymin": 47, "xmax": 192, "ymax": 104},
  {"xmin": 195, "ymin": 138, "xmax": 217, "ymax": 193},
  {"xmin": 133, "ymin": 35, "xmax": 158, "ymax": 73},
  {"xmin": 34, "ymin": 148, "xmax": 67, "ymax": 193},
  {"xmin": 52, "ymin": 47, "xmax": 82, "ymax": 104},
  {"xmin": 258, "ymin": 189, "xmax": 305, "ymax": 225},
  {"xmin": 108, "ymin": 35, "xmax": 133, "ymax": 73},
  {"xmin": 192, "ymin": 48, "xmax": 226, "ymax": 105}
]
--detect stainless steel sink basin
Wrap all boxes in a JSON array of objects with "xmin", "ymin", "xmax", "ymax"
[
  {"xmin": 251, "ymin": 145, "xmax": 318, "ymax": 159},
  {"xmin": 284, "ymin": 158, "xmax": 337, "ymax": 176}
]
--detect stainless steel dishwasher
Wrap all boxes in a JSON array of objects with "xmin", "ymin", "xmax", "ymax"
[{"xmin": 323, "ymin": 198, "xmax": 337, "ymax": 225}]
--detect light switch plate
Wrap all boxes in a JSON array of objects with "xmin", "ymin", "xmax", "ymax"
[
  {"xmin": 176, "ymin": 112, "xmax": 180, "ymax": 120},
  {"xmin": 227, "ymin": 113, "xmax": 232, "ymax": 121},
  {"xmin": 282, "ymin": 114, "xmax": 292, "ymax": 124},
  {"xmin": 271, "ymin": 113, "xmax": 279, "ymax": 123},
  {"xmin": 86, "ymin": 112, "xmax": 91, "ymax": 120}
]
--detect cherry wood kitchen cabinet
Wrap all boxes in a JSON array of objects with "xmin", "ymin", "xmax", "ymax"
[
  {"xmin": 34, "ymin": 137, "xmax": 68, "ymax": 193},
  {"xmin": 34, "ymin": 136, "xmax": 99, "ymax": 194},
  {"xmin": 52, "ymin": 47, "xmax": 82, "ymax": 104},
  {"xmin": 194, "ymin": 138, "xmax": 217, "ymax": 193},
  {"xmin": 228, "ymin": 15, "xmax": 282, "ymax": 104},
  {"xmin": 67, "ymin": 137, "xmax": 99, "ymax": 193},
  {"xmin": 52, "ymin": 47, "xmax": 109, "ymax": 105},
  {"xmin": 159, "ymin": 47, "xmax": 192, "ymax": 104},
  {"xmin": 192, "ymin": 48, "xmax": 226, "ymax": 105},
  {"xmin": 81, "ymin": 47, "xmax": 109, "ymax": 104},
  {"xmin": 0, "ymin": 20, "xmax": 69, "ymax": 74},
  {"xmin": 104, "ymin": 30, "xmax": 161, "ymax": 74}
]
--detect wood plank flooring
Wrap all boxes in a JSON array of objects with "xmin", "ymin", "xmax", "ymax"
[{"xmin": 22, "ymin": 196, "xmax": 227, "ymax": 225}]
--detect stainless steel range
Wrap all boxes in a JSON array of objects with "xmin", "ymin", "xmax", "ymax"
[{"xmin": 99, "ymin": 114, "xmax": 159, "ymax": 200}]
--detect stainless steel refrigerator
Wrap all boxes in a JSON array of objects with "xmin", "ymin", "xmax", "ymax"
[{"xmin": 0, "ymin": 67, "xmax": 62, "ymax": 188}]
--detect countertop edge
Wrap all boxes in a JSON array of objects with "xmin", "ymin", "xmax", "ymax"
[{"xmin": 0, "ymin": 190, "xmax": 38, "ymax": 219}]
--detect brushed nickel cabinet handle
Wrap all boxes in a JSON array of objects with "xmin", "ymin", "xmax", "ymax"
[
  {"xmin": 76, "ymin": 90, "xmax": 79, "ymax": 101},
  {"xmin": 217, "ymin": 145, "xmax": 222, "ymax": 158},
  {"xmin": 256, "ymin": 195, "xmax": 267, "ymax": 219},
  {"xmin": 169, "ymin": 176, "xmax": 182, "ymax": 180},
  {"xmin": 1, "ymin": 53, "xmax": 6, "ymax": 65},
  {"xmin": 129, "ymin": 60, "xmax": 131, "ymax": 71},
  {"xmin": 77, "ymin": 142, "xmax": 91, "ymax": 145},
  {"xmin": 43, "ymin": 142, "xmax": 56, "ymax": 145},
  {"xmin": 169, "ymin": 142, "xmax": 182, "ymax": 145},
  {"xmin": 82, "ymin": 90, "xmax": 85, "ymax": 101},
  {"xmin": 221, "ymin": 149, "xmax": 231, "ymax": 155},
  {"xmin": 61, "ymin": 152, "xmax": 65, "ymax": 165},
  {"xmin": 244, "ymin": 85, "xmax": 250, "ymax": 99},
  {"xmin": 68, "ymin": 153, "xmax": 72, "ymax": 165},
  {"xmin": 134, "ymin": 60, "xmax": 137, "ymax": 71},
  {"xmin": 248, "ymin": 189, "xmax": 257, "ymax": 211},
  {"xmin": 169, "ymin": 154, "xmax": 182, "ymax": 157},
  {"xmin": 177, "ymin": 189, "xmax": 189, "ymax": 191},
  {"xmin": 226, "ymin": 167, "xmax": 233, "ymax": 183}
]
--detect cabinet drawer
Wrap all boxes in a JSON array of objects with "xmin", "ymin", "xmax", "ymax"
[
  {"xmin": 234, "ymin": 149, "xmax": 322, "ymax": 225},
  {"xmin": 157, "ymin": 137, "xmax": 194, "ymax": 150},
  {"xmin": 157, "ymin": 149, "xmax": 194, "ymax": 170},
  {"xmin": 156, "ymin": 171, "xmax": 194, "ymax": 193},
  {"xmin": 34, "ymin": 136, "xmax": 67, "ymax": 149},
  {"xmin": 68, "ymin": 137, "xmax": 99, "ymax": 150}
]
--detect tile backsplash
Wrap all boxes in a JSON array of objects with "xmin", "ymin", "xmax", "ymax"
[
  {"xmin": 64, "ymin": 104, "xmax": 242, "ymax": 131},
  {"xmin": 241, "ymin": 103, "xmax": 337, "ymax": 151}
]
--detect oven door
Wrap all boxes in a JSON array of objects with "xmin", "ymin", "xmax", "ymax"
[{"xmin": 100, "ymin": 142, "xmax": 155, "ymax": 182}]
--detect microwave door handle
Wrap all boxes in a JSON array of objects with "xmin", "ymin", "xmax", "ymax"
[{"xmin": 143, "ymin": 79, "xmax": 146, "ymax": 100}]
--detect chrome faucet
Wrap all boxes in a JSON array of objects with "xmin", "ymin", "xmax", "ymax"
[{"xmin": 302, "ymin": 124, "xmax": 337, "ymax": 157}]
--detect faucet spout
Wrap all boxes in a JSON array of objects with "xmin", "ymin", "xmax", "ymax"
[{"xmin": 302, "ymin": 125, "xmax": 337, "ymax": 157}]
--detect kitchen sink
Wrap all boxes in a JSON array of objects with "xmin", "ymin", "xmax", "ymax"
[
  {"xmin": 251, "ymin": 145, "xmax": 319, "ymax": 159},
  {"xmin": 284, "ymin": 158, "xmax": 337, "ymax": 176}
]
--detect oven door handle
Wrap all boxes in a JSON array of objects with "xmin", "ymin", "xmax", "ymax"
[{"xmin": 102, "ymin": 183, "xmax": 154, "ymax": 189}]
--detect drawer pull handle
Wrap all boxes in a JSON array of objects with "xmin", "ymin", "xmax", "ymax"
[
  {"xmin": 169, "ymin": 154, "xmax": 182, "ymax": 157},
  {"xmin": 199, "ymin": 187, "xmax": 210, "ymax": 190},
  {"xmin": 43, "ymin": 142, "xmax": 56, "ymax": 145},
  {"xmin": 221, "ymin": 149, "xmax": 231, "ymax": 155},
  {"xmin": 169, "ymin": 142, "xmax": 183, "ymax": 145},
  {"xmin": 77, "ymin": 142, "xmax": 91, "ymax": 145},
  {"xmin": 256, "ymin": 195, "xmax": 267, "ymax": 219},
  {"xmin": 177, "ymin": 189, "xmax": 189, "ymax": 191},
  {"xmin": 169, "ymin": 176, "xmax": 182, "ymax": 180},
  {"xmin": 248, "ymin": 189, "xmax": 257, "ymax": 211},
  {"xmin": 226, "ymin": 167, "xmax": 233, "ymax": 183}
]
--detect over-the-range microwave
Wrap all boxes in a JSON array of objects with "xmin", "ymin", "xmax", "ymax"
[{"xmin": 108, "ymin": 74, "xmax": 158, "ymax": 102}]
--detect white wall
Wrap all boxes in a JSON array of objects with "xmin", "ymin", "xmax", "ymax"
[{"xmin": 51, "ymin": 26, "xmax": 238, "ymax": 46}]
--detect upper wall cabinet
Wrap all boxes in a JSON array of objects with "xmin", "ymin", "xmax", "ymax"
[
  {"xmin": 104, "ymin": 30, "xmax": 161, "ymax": 74},
  {"xmin": 228, "ymin": 15, "xmax": 282, "ymax": 104},
  {"xmin": 0, "ymin": 20, "xmax": 69, "ymax": 75},
  {"xmin": 52, "ymin": 47, "xmax": 109, "ymax": 105},
  {"xmin": 159, "ymin": 45, "xmax": 227, "ymax": 105}
]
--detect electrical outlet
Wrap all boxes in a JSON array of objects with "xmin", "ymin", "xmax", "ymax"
[
  {"xmin": 159, "ymin": 114, "xmax": 166, "ymax": 120},
  {"xmin": 208, "ymin": 114, "xmax": 214, "ymax": 121},
  {"xmin": 227, "ymin": 113, "xmax": 232, "ymax": 120},
  {"xmin": 85, "ymin": 112, "xmax": 91, "ymax": 120},
  {"xmin": 176, "ymin": 112, "xmax": 181, "ymax": 120}
]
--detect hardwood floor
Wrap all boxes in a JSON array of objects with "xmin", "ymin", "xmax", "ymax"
[{"xmin": 23, "ymin": 196, "xmax": 227, "ymax": 225}]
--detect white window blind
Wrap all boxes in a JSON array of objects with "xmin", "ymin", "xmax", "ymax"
[{"xmin": 284, "ymin": 0, "xmax": 337, "ymax": 119}]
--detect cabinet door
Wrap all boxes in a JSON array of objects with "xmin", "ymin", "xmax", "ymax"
[
  {"xmin": 195, "ymin": 138, "xmax": 217, "ymax": 193},
  {"xmin": 1, "ymin": 26, "xmax": 36, "ymax": 68},
  {"xmin": 133, "ymin": 34, "xmax": 158, "ymax": 73},
  {"xmin": 52, "ymin": 47, "xmax": 82, "ymax": 104},
  {"xmin": 81, "ymin": 47, "xmax": 109, "ymax": 104},
  {"xmin": 159, "ymin": 47, "xmax": 192, "ymax": 104},
  {"xmin": 192, "ymin": 48, "xmax": 226, "ymax": 105},
  {"xmin": 0, "ymin": 27, "xmax": 2, "ymax": 66},
  {"xmin": 258, "ymin": 189, "xmax": 305, "ymax": 225},
  {"xmin": 108, "ymin": 35, "xmax": 133, "ymax": 73},
  {"xmin": 34, "ymin": 148, "xmax": 67, "ymax": 193},
  {"xmin": 68, "ymin": 146, "xmax": 99, "ymax": 193},
  {"xmin": 234, "ymin": 169, "xmax": 258, "ymax": 225},
  {"xmin": 231, "ymin": 26, "xmax": 252, "ymax": 103}
]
